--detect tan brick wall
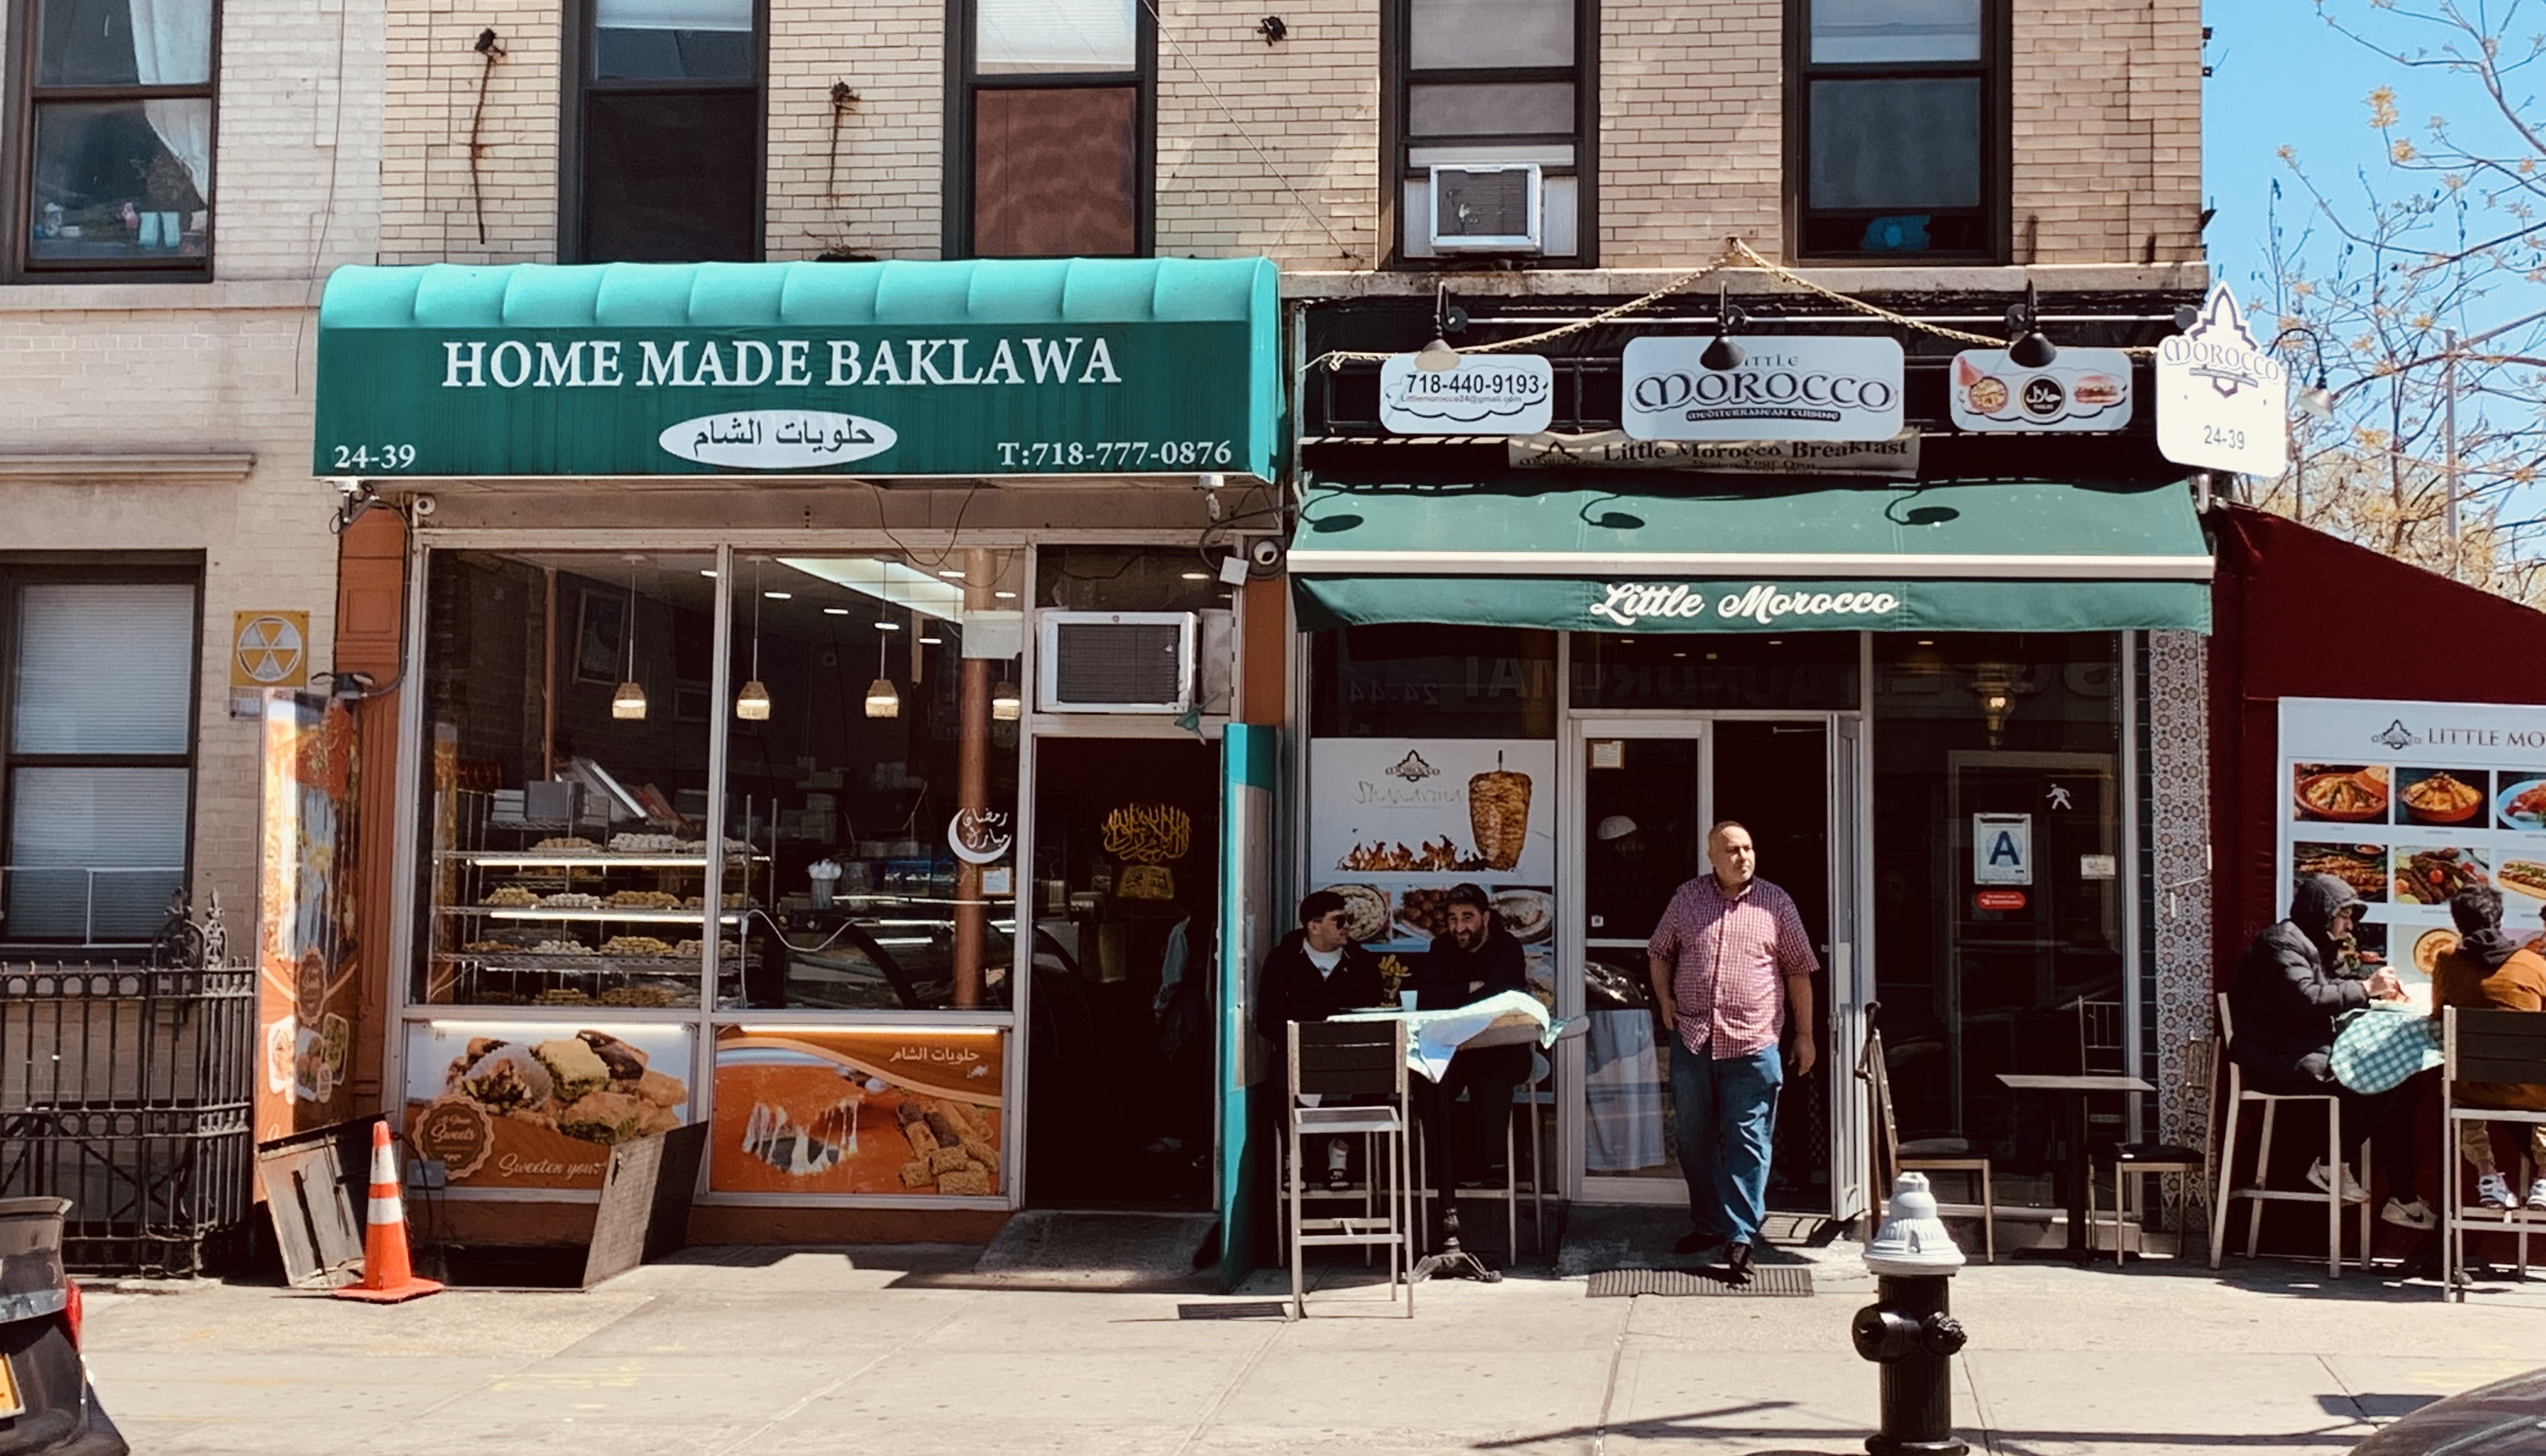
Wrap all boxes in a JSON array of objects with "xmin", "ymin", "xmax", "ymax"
[
  {"xmin": 379, "ymin": 4, "xmax": 562, "ymax": 265},
  {"xmin": 1600, "ymin": 0, "xmax": 1786, "ymax": 266},
  {"xmin": 0, "ymin": 297, "xmax": 344, "ymax": 932},
  {"xmin": 765, "ymin": 0, "xmax": 943, "ymax": 260},
  {"xmin": 2010, "ymin": 0, "xmax": 2204, "ymax": 265}
]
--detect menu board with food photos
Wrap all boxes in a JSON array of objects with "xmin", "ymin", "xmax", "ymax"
[
  {"xmin": 1306, "ymin": 739, "xmax": 1557, "ymax": 1008},
  {"xmin": 2280, "ymin": 696, "xmax": 2546, "ymax": 984}
]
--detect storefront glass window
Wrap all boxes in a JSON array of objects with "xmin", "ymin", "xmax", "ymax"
[
  {"xmin": 726, "ymin": 552, "xmax": 1025, "ymax": 1012},
  {"xmin": 1570, "ymin": 631, "xmax": 1858, "ymax": 711},
  {"xmin": 1310, "ymin": 624, "xmax": 1558, "ymax": 739},
  {"xmin": 1870, "ymin": 631, "xmax": 2125, "ymax": 1207},
  {"xmin": 413, "ymin": 551, "xmax": 718, "ymax": 1008}
]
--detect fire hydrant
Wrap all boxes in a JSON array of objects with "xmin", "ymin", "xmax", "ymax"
[{"xmin": 1851, "ymin": 1172, "xmax": 1970, "ymax": 1456}]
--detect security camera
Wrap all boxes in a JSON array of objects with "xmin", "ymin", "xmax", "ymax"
[
  {"xmin": 1245, "ymin": 535, "xmax": 1286, "ymax": 579},
  {"xmin": 1197, "ymin": 472, "xmax": 1227, "ymax": 492},
  {"xmin": 410, "ymin": 494, "xmax": 438, "ymax": 518},
  {"xmin": 330, "ymin": 477, "xmax": 365, "ymax": 500}
]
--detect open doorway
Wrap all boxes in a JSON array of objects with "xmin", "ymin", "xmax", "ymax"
[{"xmin": 1024, "ymin": 736, "xmax": 1221, "ymax": 1209}]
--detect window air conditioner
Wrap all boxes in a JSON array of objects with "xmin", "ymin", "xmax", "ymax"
[
  {"xmin": 1036, "ymin": 611, "xmax": 1195, "ymax": 714},
  {"xmin": 1428, "ymin": 164, "xmax": 1543, "ymax": 254}
]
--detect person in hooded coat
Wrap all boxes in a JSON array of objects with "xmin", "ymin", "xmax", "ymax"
[
  {"xmin": 2430, "ymin": 883, "xmax": 2546, "ymax": 1212},
  {"xmin": 2230, "ymin": 873, "xmax": 2408, "ymax": 1203}
]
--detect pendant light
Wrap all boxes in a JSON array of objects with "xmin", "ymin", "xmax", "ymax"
[
  {"xmin": 1699, "ymin": 284, "xmax": 1748, "ymax": 373},
  {"xmin": 736, "ymin": 557, "xmax": 772, "ymax": 720},
  {"xmin": 611, "ymin": 557, "xmax": 647, "ymax": 720},
  {"xmin": 991, "ymin": 676, "xmax": 1022, "ymax": 722},
  {"xmin": 863, "ymin": 574, "xmax": 899, "ymax": 719},
  {"xmin": 2005, "ymin": 282, "xmax": 2059, "ymax": 369}
]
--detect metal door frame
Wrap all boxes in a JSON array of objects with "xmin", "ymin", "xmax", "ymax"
[{"xmin": 1558, "ymin": 710, "xmax": 1870, "ymax": 1216}]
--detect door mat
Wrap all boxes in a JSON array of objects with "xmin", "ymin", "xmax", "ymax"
[{"xmin": 1586, "ymin": 1265, "xmax": 1814, "ymax": 1298}]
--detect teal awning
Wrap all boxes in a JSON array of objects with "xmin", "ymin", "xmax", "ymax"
[
  {"xmin": 314, "ymin": 257, "xmax": 1279, "ymax": 481},
  {"xmin": 1289, "ymin": 478, "xmax": 2213, "ymax": 634}
]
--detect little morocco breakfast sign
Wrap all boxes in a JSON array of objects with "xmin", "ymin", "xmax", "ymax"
[{"xmin": 311, "ymin": 258, "xmax": 1280, "ymax": 480}]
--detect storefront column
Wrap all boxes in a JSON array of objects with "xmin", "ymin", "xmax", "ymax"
[
  {"xmin": 953, "ymin": 546, "xmax": 995, "ymax": 1010},
  {"xmin": 2146, "ymin": 628, "xmax": 2212, "ymax": 1151}
]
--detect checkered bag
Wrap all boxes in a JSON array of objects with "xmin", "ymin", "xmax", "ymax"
[{"xmin": 2329, "ymin": 1008, "xmax": 2442, "ymax": 1093}]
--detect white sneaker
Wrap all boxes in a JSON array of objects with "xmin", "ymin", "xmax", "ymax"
[
  {"xmin": 2308, "ymin": 1158, "xmax": 2370, "ymax": 1204},
  {"xmin": 2381, "ymin": 1196, "xmax": 2437, "ymax": 1231},
  {"xmin": 2528, "ymin": 1179, "xmax": 2546, "ymax": 1212},
  {"xmin": 2476, "ymin": 1172, "xmax": 2515, "ymax": 1210}
]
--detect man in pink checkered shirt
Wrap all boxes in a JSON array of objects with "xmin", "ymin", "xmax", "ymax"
[{"xmin": 1646, "ymin": 820, "xmax": 1820, "ymax": 1273}]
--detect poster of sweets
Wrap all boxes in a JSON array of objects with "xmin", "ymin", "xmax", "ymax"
[
  {"xmin": 403, "ymin": 1020, "xmax": 695, "ymax": 1190},
  {"xmin": 710, "ymin": 1025, "xmax": 1005, "ymax": 1198},
  {"xmin": 1306, "ymin": 741, "xmax": 1555, "ymax": 1003},
  {"xmin": 256, "ymin": 691, "xmax": 363, "ymax": 1143},
  {"xmin": 2278, "ymin": 696, "xmax": 2546, "ymax": 983}
]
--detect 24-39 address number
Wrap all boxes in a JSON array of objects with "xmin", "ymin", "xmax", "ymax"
[
  {"xmin": 330, "ymin": 443, "xmax": 417, "ymax": 471},
  {"xmin": 995, "ymin": 439, "xmax": 1233, "ymax": 469}
]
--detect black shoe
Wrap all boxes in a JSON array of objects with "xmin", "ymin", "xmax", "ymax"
[
  {"xmin": 1724, "ymin": 1241, "xmax": 1754, "ymax": 1282},
  {"xmin": 1325, "ymin": 1167, "xmax": 1351, "ymax": 1192},
  {"xmin": 1674, "ymin": 1229, "xmax": 1728, "ymax": 1258}
]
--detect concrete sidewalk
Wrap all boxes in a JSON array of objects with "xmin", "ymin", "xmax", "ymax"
[{"xmin": 81, "ymin": 1245, "xmax": 2546, "ymax": 1456}]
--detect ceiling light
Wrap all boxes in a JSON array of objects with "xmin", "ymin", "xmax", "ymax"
[
  {"xmin": 919, "ymin": 635, "xmax": 943, "ymax": 645},
  {"xmin": 938, "ymin": 568, "xmax": 965, "ymax": 579},
  {"xmin": 1181, "ymin": 571, "xmax": 1211, "ymax": 581},
  {"xmin": 735, "ymin": 679, "xmax": 771, "ymax": 720},
  {"xmin": 995, "ymin": 590, "xmax": 1018, "ymax": 600},
  {"xmin": 991, "ymin": 677, "xmax": 1022, "ymax": 722},
  {"xmin": 699, "ymin": 569, "xmax": 717, "ymax": 578},
  {"xmin": 613, "ymin": 557, "xmax": 647, "ymax": 720},
  {"xmin": 864, "ymin": 676, "xmax": 900, "ymax": 719},
  {"xmin": 764, "ymin": 591, "xmax": 791, "ymax": 600},
  {"xmin": 823, "ymin": 607, "xmax": 850, "ymax": 616},
  {"xmin": 876, "ymin": 621, "xmax": 900, "ymax": 631}
]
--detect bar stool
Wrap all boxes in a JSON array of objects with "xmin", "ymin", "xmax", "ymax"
[
  {"xmin": 1411, "ymin": 1053, "xmax": 1550, "ymax": 1260},
  {"xmin": 1288, "ymin": 1019, "xmax": 1414, "ymax": 1317},
  {"xmin": 2209, "ymin": 993, "xmax": 2371, "ymax": 1277}
]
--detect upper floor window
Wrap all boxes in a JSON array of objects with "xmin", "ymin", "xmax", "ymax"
[
  {"xmin": 951, "ymin": 0, "xmax": 1149, "ymax": 258},
  {"xmin": 569, "ymin": 0, "xmax": 762, "ymax": 262},
  {"xmin": 11, "ymin": 0, "xmax": 217, "ymax": 280},
  {"xmin": 1790, "ymin": 0, "xmax": 2001, "ymax": 260},
  {"xmin": 1389, "ymin": 0, "xmax": 1591, "ymax": 265}
]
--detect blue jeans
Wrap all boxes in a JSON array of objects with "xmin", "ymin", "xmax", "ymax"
[{"xmin": 1668, "ymin": 1035, "xmax": 1783, "ymax": 1246}]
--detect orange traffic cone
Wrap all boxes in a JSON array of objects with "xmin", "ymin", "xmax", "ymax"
[{"xmin": 335, "ymin": 1120, "xmax": 443, "ymax": 1304}]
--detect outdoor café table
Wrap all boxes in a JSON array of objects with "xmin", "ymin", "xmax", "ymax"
[
  {"xmin": 1332, "ymin": 992, "xmax": 1580, "ymax": 1282},
  {"xmin": 1996, "ymin": 1071, "xmax": 2156, "ymax": 1263}
]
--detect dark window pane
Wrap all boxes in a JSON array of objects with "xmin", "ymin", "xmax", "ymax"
[
  {"xmin": 594, "ymin": 0, "xmax": 750, "ymax": 78},
  {"xmin": 1800, "ymin": 209, "xmax": 1987, "ymax": 255},
  {"xmin": 1809, "ymin": 0, "xmax": 1980, "ymax": 63},
  {"xmin": 1410, "ymin": 0, "xmax": 1571, "ymax": 69},
  {"xmin": 1570, "ymin": 632, "xmax": 1859, "ymax": 711},
  {"xmin": 582, "ymin": 90, "xmax": 758, "ymax": 261},
  {"xmin": 1407, "ymin": 81, "xmax": 1574, "ymax": 138},
  {"xmin": 29, "ymin": 101, "xmax": 212, "ymax": 261},
  {"xmin": 595, "ymin": 27, "xmax": 752, "ymax": 80},
  {"xmin": 971, "ymin": 85, "xmax": 1137, "ymax": 258},
  {"xmin": 976, "ymin": 0, "xmax": 1136, "ymax": 73},
  {"xmin": 37, "ymin": 0, "xmax": 212, "ymax": 86},
  {"xmin": 1808, "ymin": 76, "xmax": 1980, "ymax": 211},
  {"xmin": 1308, "ymin": 625, "xmax": 1557, "ymax": 739}
]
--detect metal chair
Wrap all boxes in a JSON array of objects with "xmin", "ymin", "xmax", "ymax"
[
  {"xmin": 2086, "ymin": 1034, "xmax": 2216, "ymax": 1265},
  {"xmin": 2075, "ymin": 996, "xmax": 2131, "ymax": 1149},
  {"xmin": 1409, "ymin": 1055, "xmax": 1548, "ymax": 1261},
  {"xmin": 2440, "ymin": 1006, "xmax": 2546, "ymax": 1300},
  {"xmin": 2210, "ymin": 993, "xmax": 2370, "ymax": 1277},
  {"xmin": 1859, "ymin": 1004, "xmax": 1993, "ymax": 1262},
  {"xmin": 1288, "ymin": 1018, "xmax": 1414, "ymax": 1318}
]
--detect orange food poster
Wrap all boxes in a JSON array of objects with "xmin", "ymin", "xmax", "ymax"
[
  {"xmin": 403, "ymin": 1020, "xmax": 695, "ymax": 1190},
  {"xmin": 256, "ymin": 692, "xmax": 361, "ymax": 1144},
  {"xmin": 711, "ymin": 1025, "xmax": 1005, "ymax": 1197}
]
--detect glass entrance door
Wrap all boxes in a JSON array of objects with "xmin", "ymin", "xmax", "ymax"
[{"xmin": 1565, "ymin": 717, "xmax": 1856, "ymax": 1214}]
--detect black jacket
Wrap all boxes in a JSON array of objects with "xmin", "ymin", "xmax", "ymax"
[
  {"xmin": 2230, "ymin": 872, "xmax": 2372, "ymax": 1080},
  {"xmin": 1256, "ymin": 930, "xmax": 1389, "ymax": 1046},
  {"xmin": 1412, "ymin": 921, "xmax": 1527, "ymax": 1011}
]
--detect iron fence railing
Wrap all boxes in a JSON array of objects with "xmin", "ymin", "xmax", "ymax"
[{"xmin": 0, "ymin": 962, "xmax": 254, "ymax": 1275}]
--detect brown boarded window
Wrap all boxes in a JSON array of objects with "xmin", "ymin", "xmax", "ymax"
[
  {"xmin": 954, "ymin": 0, "xmax": 1149, "ymax": 258},
  {"xmin": 972, "ymin": 87, "xmax": 1138, "ymax": 258}
]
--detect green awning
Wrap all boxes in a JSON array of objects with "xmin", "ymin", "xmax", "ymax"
[
  {"xmin": 314, "ymin": 257, "xmax": 1280, "ymax": 481},
  {"xmin": 1289, "ymin": 478, "xmax": 2213, "ymax": 634}
]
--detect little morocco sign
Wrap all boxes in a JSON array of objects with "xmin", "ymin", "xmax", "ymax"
[{"xmin": 1589, "ymin": 582, "xmax": 1903, "ymax": 628}]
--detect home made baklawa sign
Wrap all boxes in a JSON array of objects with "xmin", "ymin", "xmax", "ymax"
[{"xmin": 314, "ymin": 323, "xmax": 1264, "ymax": 479}]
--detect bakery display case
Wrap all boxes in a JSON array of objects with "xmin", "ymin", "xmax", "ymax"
[{"xmin": 424, "ymin": 782, "xmax": 768, "ymax": 1008}]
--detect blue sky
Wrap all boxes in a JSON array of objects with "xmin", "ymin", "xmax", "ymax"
[{"xmin": 2202, "ymin": 1, "xmax": 2405, "ymax": 304}]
